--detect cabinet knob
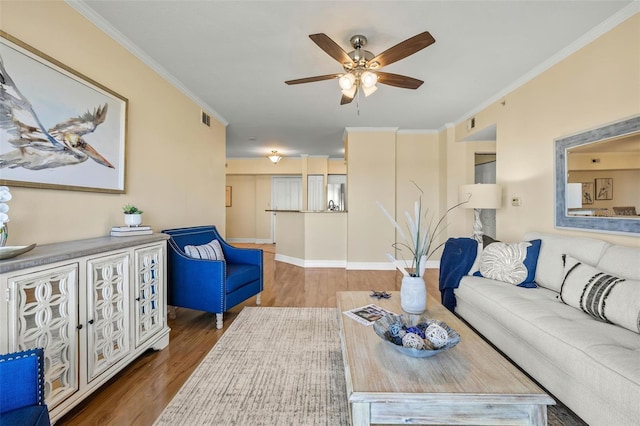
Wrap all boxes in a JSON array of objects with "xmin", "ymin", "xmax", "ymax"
[
  {"xmin": 77, "ymin": 324, "xmax": 83, "ymax": 330},
  {"xmin": 136, "ymin": 297, "xmax": 141, "ymax": 301},
  {"xmin": 88, "ymin": 319, "xmax": 94, "ymax": 325}
]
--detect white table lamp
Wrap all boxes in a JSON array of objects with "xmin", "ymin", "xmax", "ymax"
[{"xmin": 459, "ymin": 184, "xmax": 503, "ymax": 243}]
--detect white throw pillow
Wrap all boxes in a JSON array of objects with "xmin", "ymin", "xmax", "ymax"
[
  {"xmin": 184, "ymin": 239, "xmax": 225, "ymax": 261},
  {"xmin": 477, "ymin": 238, "xmax": 541, "ymax": 287},
  {"xmin": 560, "ymin": 255, "xmax": 640, "ymax": 334}
]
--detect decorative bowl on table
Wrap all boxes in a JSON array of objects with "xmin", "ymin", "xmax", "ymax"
[
  {"xmin": 0, "ymin": 243, "xmax": 37, "ymax": 260},
  {"xmin": 373, "ymin": 313, "xmax": 460, "ymax": 358}
]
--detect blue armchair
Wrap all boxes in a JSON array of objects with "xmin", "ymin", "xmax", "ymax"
[
  {"xmin": 0, "ymin": 348, "xmax": 50, "ymax": 426},
  {"xmin": 162, "ymin": 226, "xmax": 263, "ymax": 329}
]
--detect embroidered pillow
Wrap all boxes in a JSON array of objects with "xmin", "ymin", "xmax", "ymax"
[
  {"xmin": 560, "ymin": 255, "xmax": 640, "ymax": 334},
  {"xmin": 475, "ymin": 238, "xmax": 541, "ymax": 287},
  {"xmin": 184, "ymin": 239, "xmax": 225, "ymax": 261}
]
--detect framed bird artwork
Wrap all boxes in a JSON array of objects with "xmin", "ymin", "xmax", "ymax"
[{"xmin": 0, "ymin": 31, "xmax": 127, "ymax": 193}]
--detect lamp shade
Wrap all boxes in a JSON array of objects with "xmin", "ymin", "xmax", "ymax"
[{"xmin": 459, "ymin": 184, "xmax": 502, "ymax": 209}]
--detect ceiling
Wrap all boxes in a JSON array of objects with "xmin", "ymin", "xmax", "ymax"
[{"xmin": 73, "ymin": 1, "xmax": 635, "ymax": 159}]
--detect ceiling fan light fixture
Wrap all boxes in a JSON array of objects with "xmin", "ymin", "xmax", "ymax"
[
  {"xmin": 361, "ymin": 71, "xmax": 378, "ymax": 88},
  {"xmin": 362, "ymin": 84, "xmax": 378, "ymax": 97},
  {"xmin": 341, "ymin": 85, "xmax": 357, "ymax": 99},
  {"xmin": 338, "ymin": 73, "xmax": 356, "ymax": 90},
  {"xmin": 268, "ymin": 150, "xmax": 282, "ymax": 164}
]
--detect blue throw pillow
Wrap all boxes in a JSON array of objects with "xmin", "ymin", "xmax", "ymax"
[{"xmin": 474, "ymin": 237, "xmax": 541, "ymax": 287}]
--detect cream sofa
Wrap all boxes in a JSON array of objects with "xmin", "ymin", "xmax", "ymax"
[{"xmin": 452, "ymin": 232, "xmax": 640, "ymax": 426}]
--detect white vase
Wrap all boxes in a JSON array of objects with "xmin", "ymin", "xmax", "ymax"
[
  {"xmin": 124, "ymin": 213, "xmax": 143, "ymax": 227},
  {"xmin": 400, "ymin": 275, "xmax": 427, "ymax": 314}
]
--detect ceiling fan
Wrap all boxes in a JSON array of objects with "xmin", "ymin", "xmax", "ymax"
[{"xmin": 285, "ymin": 32, "xmax": 435, "ymax": 105}]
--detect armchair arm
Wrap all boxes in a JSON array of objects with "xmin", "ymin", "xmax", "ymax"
[
  {"xmin": 166, "ymin": 239, "xmax": 226, "ymax": 312},
  {"xmin": 208, "ymin": 227, "xmax": 262, "ymax": 266},
  {"xmin": 0, "ymin": 348, "xmax": 46, "ymax": 414}
]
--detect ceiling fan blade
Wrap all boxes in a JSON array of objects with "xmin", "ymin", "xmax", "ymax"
[
  {"xmin": 285, "ymin": 73, "xmax": 342, "ymax": 85},
  {"xmin": 370, "ymin": 31, "xmax": 435, "ymax": 68},
  {"xmin": 309, "ymin": 33, "xmax": 354, "ymax": 66},
  {"xmin": 377, "ymin": 72, "xmax": 423, "ymax": 89}
]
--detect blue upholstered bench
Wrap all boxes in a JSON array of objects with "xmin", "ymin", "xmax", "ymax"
[{"xmin": 162, "ymin": 226, "xmax": 263, "ymax": 329}]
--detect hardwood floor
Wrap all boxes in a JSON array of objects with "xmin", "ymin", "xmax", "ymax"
[{"xmin": 57, "ymin": 244, "xmax": 441, "ymax": 425}]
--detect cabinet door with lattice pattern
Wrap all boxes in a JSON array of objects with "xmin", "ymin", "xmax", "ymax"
[
  {"xmin": 134, "ymin": 244, "xmax": 165, "ymax": 347},
  {"xmin": 86, "ymin": 252, "xmax": 131, "ymax": 381},
  {"xmin": 6, "ymin": 263, "xmax": 79, "ymax": 409}
]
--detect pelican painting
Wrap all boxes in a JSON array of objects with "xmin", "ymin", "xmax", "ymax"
[{"xmin": 0, "ymin": 56, "xmax": 114, "ymax": 170}]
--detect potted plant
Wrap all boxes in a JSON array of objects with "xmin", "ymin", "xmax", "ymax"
[
  {"xmin": 122, "ymin": 204, "xmax": 143, "ymax": 227},
  {"xmin": 378, "ymin": 183, "xmax": 468, "ymax": 314}
]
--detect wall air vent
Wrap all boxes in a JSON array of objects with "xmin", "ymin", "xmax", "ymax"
[
  {"xmin": 468, "ymin": 117, "xmax": 476, "ymax": 130},
  {"xmin": 201, "ymin": 111, "xmax": 211, "ymax": 127}
]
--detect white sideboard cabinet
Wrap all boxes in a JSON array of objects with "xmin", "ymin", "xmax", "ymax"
[{"xmin": 0, "ymin": 234, "xmax": 170, "ymax": 423}]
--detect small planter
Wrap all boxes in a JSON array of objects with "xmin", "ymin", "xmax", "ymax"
[{"xmin": 124, "ymin": 214, "xmax": 143, "ymax": 227}]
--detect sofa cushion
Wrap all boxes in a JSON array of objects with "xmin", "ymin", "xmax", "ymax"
[
  {"xmin": 475, "ymin": 238, "xmax": 541, "ymax": 287},
  {"xmin": 226, "ymin": 264, "xmax": 261, "ymax": 292},
  {"xmin": 597, "ymin": 245, "xmax": 640, "ymax": 281},
  {"xmin": 524, "ymin": 232, "xmax": 610, "ymax": 292},
  {"xmin": 184, "ymin": 240, "xmax": 225, "ymax": 261},
  {"xmin": 561, "ymin": 255, "xmax": 640, "ymax": 334}
]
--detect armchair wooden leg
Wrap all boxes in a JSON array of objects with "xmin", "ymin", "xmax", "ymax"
[
  {"xmin": 256, "ymin": 293, "xmax": 261, "ymax": 305},
  {"xmin": 216, "ymin": 313, "xmax": 223, "ymax": 329}
]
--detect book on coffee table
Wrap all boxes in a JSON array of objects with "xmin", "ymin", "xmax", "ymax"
[{"xmin": 342, "ymin": 304, "xmax": 396, "ymax": 326}]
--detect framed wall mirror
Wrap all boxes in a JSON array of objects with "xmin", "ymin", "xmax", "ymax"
[{"xmin": 555, "ymin": 116, "xmax": 640, "ymax": 234}]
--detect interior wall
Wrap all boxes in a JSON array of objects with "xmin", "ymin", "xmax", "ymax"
[
  {"xmin": 346, "ymin": 128, "xmax": 397, "ymax": 266},
  {"xmin": 1, "ymin": 1, "xmax": 226, "ymax": 244},
  {"xmin": 451, "ymin": 13, "xmax": 640, "ymax": 247},
  {"xmin": 225, "ymin": 175, "xmax": 257, "ymax": 240},
  {"xmin": 395, "ymin": 131, "xmax": 443, "ymax": 264}
]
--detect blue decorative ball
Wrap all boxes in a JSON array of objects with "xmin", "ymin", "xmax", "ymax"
[
  {"xmin": 388, "ymin": 322, "xmax": 404, "ymax": 337},
  {"xmin": 406, "ymin": 326, "xmax": 426, "ymax": 339}
]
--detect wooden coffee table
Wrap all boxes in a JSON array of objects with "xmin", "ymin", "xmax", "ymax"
[{"xmin": 336, "ymin": 291, "xmax": 554, "ymax": 425}]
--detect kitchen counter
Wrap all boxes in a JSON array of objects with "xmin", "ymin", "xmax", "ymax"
[{"xmin": 274, "ymin": 211, "xmax": 347, "ymax": 267}]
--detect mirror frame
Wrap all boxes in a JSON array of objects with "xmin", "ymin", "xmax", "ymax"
[{"xmin": 555, "ymin": 115, "xmax": 640, "ymax": 234}]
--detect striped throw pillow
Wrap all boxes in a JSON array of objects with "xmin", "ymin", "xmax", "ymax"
[
  {"xmin": 184, "ymin": 239, "xmax": 225, "ymax": 261},
  {"xmin": 560, "ymin": 254, "xmax": 640, "ymax": 334}
]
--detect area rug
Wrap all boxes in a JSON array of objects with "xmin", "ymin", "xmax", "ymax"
[
  {"xmin": 154, "ymin": 307, "xmax": 349, "ymax": 425},
  {"xmin": 155, "ymin": 307, "xmax": 584, "ymax": 426}
]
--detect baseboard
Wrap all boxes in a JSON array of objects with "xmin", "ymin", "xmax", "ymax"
[{"xmin": 275, "ymin": 254, "xmax": 347, "ymax": 268}]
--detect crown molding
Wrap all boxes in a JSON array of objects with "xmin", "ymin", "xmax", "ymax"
[
  {"xmin": 344, "ymin": 127, "xmax": 399, "ymax": 133},
  {"xmin": 66, "ymin": 0, "xmax": 229, "ymax": 127}
]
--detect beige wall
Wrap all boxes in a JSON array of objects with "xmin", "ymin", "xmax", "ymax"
[
  {"xmin": 346, "ymin": 128, "xmax": 397, "ymax": 265},
  {"xmin": 450, "ymin": 13, "xmax": 639, "ymax": 247},
  {"xmin": 2, "ymin": 2, "xmax": 226, "ymax": 245},
  {"xmin": 396, "ymin": 131, "xmax": 443, "ymax": 265}
]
